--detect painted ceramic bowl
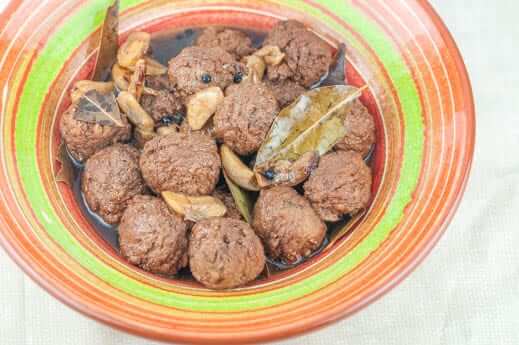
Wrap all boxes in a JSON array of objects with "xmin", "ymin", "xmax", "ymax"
[{"xmin": 0, "ymin": 1, "xmax": 474, "ymax": 344}]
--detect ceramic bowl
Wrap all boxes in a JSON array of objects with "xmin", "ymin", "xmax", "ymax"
[{"xmin": 0, "ymin": 1, "xmax": 474, "ymax": 344}]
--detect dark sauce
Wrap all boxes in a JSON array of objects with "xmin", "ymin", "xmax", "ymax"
[{"xmin": 71, "ymin": 26, "xmax": 362, "ymax": 279}]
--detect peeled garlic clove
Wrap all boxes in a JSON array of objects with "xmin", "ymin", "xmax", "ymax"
[
  {"xmin": 70, "ymin": 80, "xmax": 114, "ymax": 104},
  {"xmin": 143, "ymin": 87, "xmax": 159, "ymax": 96},
  {"xmin": 244, "ymin": 55, "xmax": 265, "ymax": 83},
  {"xmin": 116, "ymin": 91, "xmax": 154, "ymax": 131},
  {"xmin": 161, "ymin": 191, "xmax": 227, "ymax": 222},
  {"xmin": 112, "ymin": 63, "xmax": 130, "ymax": 91},
  {"xmin": 221, "ymin": 145, "xmax": 260, "ymax": 191},
  {"xmin": 127, "ymin": 56, "xmax": 167, "ymax": 76},
  {"xmin": 117, "ymin": 31, "xmax": 151, "ymax": 69},
  {"xmin": 156, "ymin": 126, "xmax": 178, "ymax": 136},
  {"xmin": 145, "ymin": 57, "xmax": 167, "ymax": 76},
  {"xmin": 186, "ymin": 87, "xmax": 224, "ymax": 130},
  {"xmin": 254, "ymin": 45, "xmax": 285, "ymax": 66},
  {"xmin": 256, "ymin": 151, "xmax": 319, "ymax": 188}
]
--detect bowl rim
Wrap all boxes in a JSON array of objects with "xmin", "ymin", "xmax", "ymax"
[{"xmin": 0, "ymin": 0, "xmax": 475, "ymax": 344}]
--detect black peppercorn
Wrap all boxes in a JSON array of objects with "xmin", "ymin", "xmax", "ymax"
[
  {"xmin": 263, "ymin": 169, "xmax": 275, "ymax": 180},
  {"xmin": 201, "ymin": 73, "xmax": 212, "ymax": 84},
  {"xmin": 160, "ymin": 112, "xmax": 184, "ymax": 126},
  {"xmin": 233, "ymin": 72, "xmax": 243, "ymax": 83}
]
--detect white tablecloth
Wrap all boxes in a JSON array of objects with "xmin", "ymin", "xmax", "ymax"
[{"xmin": 1, "ymin": 1, "xmax": 518, "ymax": 344}]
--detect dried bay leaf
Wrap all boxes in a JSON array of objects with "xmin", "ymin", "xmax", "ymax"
[
  {"xmin": 56, "ymin": 142, "xmax": 74, "ymax": 186},
  {"xmin": 254, "ymin": 85, "xmax": 366, "ymax": 182},
  {"xmin": 223, "ymin": 171, "xmax": 255, "ymax": 224},
  {"xmin": 73, "ymin": 89, "xmax": 124, "ymax": 127},
  {"xmin": 93, "ymin": 0, "xmax": 119, "ymax": 81}
]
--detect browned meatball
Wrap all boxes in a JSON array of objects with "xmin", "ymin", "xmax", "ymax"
[
  {"xmin": 119, "ymin": 195, "xmax": 188, "ymax": 275},
  {"xmin": 189, "ymin": 218, "xmax": 265, "ymax": 289},
  {"xmin": 213, "ymin": 188, "xmax": 242, "ymax": 220},
  {"xmin": 304, "ymin": 151, "xmax": 372, "ymax": 221},
  {"xmin": 140, "ymin": 132, "xmax": 221, "ymax": 195},
  {"xmin": 334, "ymin": 100, "xmax": 376, "ymax": 157},
  {"xmin": 264, "ymin": 20, "xmax": 333, "ymax": 88},
  {"xmin": 195, "ymin": 27, "xmax": 255, "ymax": 59},
  {"xmin": 265, "ymin": 79, "xmax": 306, "ymax": 107},
  {"xmin": 168, "ymin": 46, "xmax": 243, "ymax": 97},
  {"xmin": 60, "ymin": 105, "xmax": 131, "ymax": 162},
  {"xmin": 81, "ymin": 144, "xmax": 146, "ymax": 225},
  {"xmin": 214, "ymin": 82, "xmax": 278, "ymax": 155},
  {"xmin": 252, "ymin": 186, "xmax": 326, "ymax": 263},
  {"xmin": 145, "ymin": 74, "xmax": 174, "ymax": 91},
  {"xmin": 141, "ymin": 90, "xmax": 184, "ymax": 123}
]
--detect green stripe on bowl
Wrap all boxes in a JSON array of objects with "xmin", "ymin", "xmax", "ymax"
[{"xmin": 13, "ymin": 0, "xmax": 423, "ymax": 311}]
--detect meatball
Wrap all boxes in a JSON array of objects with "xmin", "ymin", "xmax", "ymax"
[
  {"xmin": 119, "ymin": 195, "xmax": 188, "ymax": 275},
  {"xmin": 252, "ymin": 186, "xmax": 326, "ymax": 263},
  {"xmin": 145, "ymin": 74, "xmax": 174, "ymax": 91},
  {"xmin": 195, "ymin": 27, "xmax": 255, "ymax": 59},
  {"xmin": 168, "ymin": 46, "xmax": 243, "ymax": 97},
  {"xmin": 189, "ymin": 218, "xmax": 265, "ymax": 289},
  {"xmin": 60, "ymin": 105, "xmax": 131, "ymax": 161},
  {"xmin": 214, "ymin": 82, "xmax": 279, "ymax": 155},
  {"xmin": 141, "ymin": 90, "xmax": 184, "ymax": 123},
  {"xmin": 304, "ymin": 151, "xmax": 372, "ymax": 221},
  {"xmin": 213, "ymin": 188, "xmax": 242, "ymax": 220},
  {"xmin": 264, "ymin": 20, "xmax": 333, "ymax": 88},
  {"xmin": 81, "ymin": 144, "xmax": 146, "ymax": 225},
  {"xmin": 334, "ymin": 100, "xmax": 376, "ymax": 157},
  {"xmin": 140, "ymin": 132, "xmax": 221, "ymax": 195},
  {"xmin": 265, "ymin": 79, "xmax": 306, "ymax": 107}
]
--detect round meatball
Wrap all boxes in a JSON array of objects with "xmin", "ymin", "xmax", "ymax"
[
  {"xmin": 265, "ymin": 79, "xmax": 306, "ymax": 107},
  {"xmin": 119, "ymin": 195, "xmax": 188, "ymax": 275},
  {"xmin": 334, "ymin": 100, "xmax": 376, "ymax": 157},
  {"xmin": 264, "ymin": 20, "xmax": 333, "ymax": 88},
  {"xmin": 195, "ymin": 27, "xmax": 255, "ymax": 59},
  {"xmin": 140, "ymin": 132, "xmax": 221, "ymax": 195},
  {"xmin": 141, "ymin": 90, "xmax": 184, "ymax": 123},
  {"xmin": 213, "ymin": 188, "xmax": 242, "ymax": 220},
  {"xmin": 189, "ymin": 218, "xmax": 265, "ymax": 289},
  {"xmin": 168, "ymin": 46, "xmax": 243, "ymax": 97},
  {"xmin": 60, "ymin": 105, "xmax": 131, "ymax": 161},
  {"xmin": 304, "ymin": 151, "xmax": 372, "ymax": 221},
  {"xmin": 214, "ymin": 82, "xmax": 278, "ymax": 155},
  {"xmin": 81, "ymin": 144, "xmax": 146, "ymax": 225},
  {"xmin": 252, "ymin": 186, "xmax": 326, "ymax": 263}
]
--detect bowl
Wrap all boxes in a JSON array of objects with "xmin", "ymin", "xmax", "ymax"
[{"xmin": 0, "ymin": 1, "xmax": 474, "ymax": 344}]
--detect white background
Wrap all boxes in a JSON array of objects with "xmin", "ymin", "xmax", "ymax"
[{"xmin": 1, "ymin": 1, "xmax": 518, "ymax": 344}]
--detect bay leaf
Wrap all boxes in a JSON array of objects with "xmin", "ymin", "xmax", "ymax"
[
  {"xmin": 93, "ymin": 0, "xmax": 119, "ymax": 81},
  {"xmin": 320, "ymin": 43, "xmax": 347, "ymax": 87},
  {"xmin": 56, "ymin": 142, "xmax": 74, "ymax": 186},
  {"xmin": 223, "ymin": 171, "xmax": 255, "ymax": 224},
  {"xmin": 73, "ymin": 89, "xmax": 124, "ymax": 127},
  {"xmin": 255, "ymin": 85, "xmax": 365, "ymax": 173}
]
